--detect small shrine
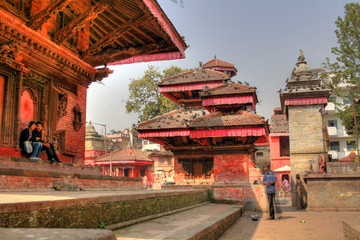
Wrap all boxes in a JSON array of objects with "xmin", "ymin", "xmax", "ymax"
[
  {"xmin": 95, "ymin": 147, "xmax": 153, "ymax": 178},
  {"xmin": 136, "ymin": 59, "xmax": 269, "ymax": 185},
  {"xmin": 279, "ymin": 50, "xmax": 330, "ymax": 208}
]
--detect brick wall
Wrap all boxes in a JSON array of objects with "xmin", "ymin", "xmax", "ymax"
[
  {"xmin": 288, "ymin": 105, "xmax": 327, "ymax": 207},
  {"xmin": 327, "ymin": 162, "xmax": 360, "ymax": 175},
  {"xmin": 56, "ymin": 85, "xmax": 87, "ymax": 164},
  {"xmin": 305, "ymin": 176, "xmax": 360, "ymax": 211},
  {"xmin": 213, "ymin": 184, "xmax": 268, "ymax": 212},
  {"xmin": 214, "ymin": 154, "xmax": 249, "ymax": 183}
]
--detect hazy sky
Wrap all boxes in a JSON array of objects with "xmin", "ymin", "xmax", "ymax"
[{"xmin": 86, "ymin": 0, "xmax": 351, "ymax": 133}]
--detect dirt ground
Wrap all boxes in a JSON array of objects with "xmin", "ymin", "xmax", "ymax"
[{"xmin": 219, "ymin": 206, "xmax": 360, "ymax": 240}]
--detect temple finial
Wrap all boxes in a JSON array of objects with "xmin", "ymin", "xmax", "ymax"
[{"xmin": 214, "ymin": 54, "xmax": 216, "ymax": 59}]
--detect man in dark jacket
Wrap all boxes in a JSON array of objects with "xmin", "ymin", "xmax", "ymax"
[
  {"xmin": 19, "ymin": 121, "xmax": 43, "ymax": 160},
  {"xmin": 31, "ymin": 122, "xmax": 61, "ymax": 163},
  {"xmin": 263, "ymin": 165, "xmax": 281, "ymax": 219}
]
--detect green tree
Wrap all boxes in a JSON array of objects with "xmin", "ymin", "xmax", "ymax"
[
  {"xmin": 126, "ymin": 65, "xmax": 186, "ymax": 121},
  {"xmin": 323, "ymin": 3, "xmax": 360, "ymax": 136}
]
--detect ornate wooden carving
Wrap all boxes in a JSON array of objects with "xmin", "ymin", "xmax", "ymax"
[
  {"xmin": 82, "ymin": 13, "xmax": 147, "ymax": 60},
  {"xmin": 0, "ymin": 41, "xmax": 29, "ymax": 73},
  {"xmin": 53, "ymin": 0, "xmax": 125, "ymax": 44},
  {"xmin": 54, "ymin": 79, "xmax": 77, "ymax": 95},
  {"xmin": 57, "ymin": 93, "xmax": 68, "ymax": 120},
  {"xmin": 29, "ymin": 0, "xmax": 74, "ymax": 30},
  {"xmin": 73, "ymin": 104, "xmax": 83, "ymax": 132}
]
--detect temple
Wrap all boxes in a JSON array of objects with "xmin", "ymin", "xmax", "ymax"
[
  {"xmin": 136, "ymin": 59, "xmax": 268, "ymax": 187},
  {"xmin": 0, "ymin": 0, "xmax": 187, "ymax": 164}
]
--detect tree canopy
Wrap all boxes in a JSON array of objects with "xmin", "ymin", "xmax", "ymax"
[
  {"xmin": 126, "ymin": 65, "xmax": 187, "ymax": 122},
  {"xmin": 323, "ymin": 3, "xmax": 360, "ymax": 136}
]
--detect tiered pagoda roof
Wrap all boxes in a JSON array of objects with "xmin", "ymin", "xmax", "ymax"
[
  {"xmin": 200, "ymin": 82, "xmax": 258, "ymax": 112},
  {"xmin": 280, "ymin": 50, "xmax": 330, "ymax": 113},
  {"xmin": 202, "ymin": 58, "xmax": 238, "ymax": 77},
  {"xmin": 0, "ymin": 0, "xmax": 187, "ymax": 84},
  {"xmin": 159, "ymin": 67, "xmax": 230, "ymax": 107},
  {"xmin": 137, "ymin": 58, "xmax": 269, "ymax": 154}
]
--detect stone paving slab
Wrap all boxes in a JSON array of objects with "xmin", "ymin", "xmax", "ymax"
[
  {"xmin": 219, "ymin": 207, "xmax": 360, "ymax": 240},
  {"xmin": 114, "ymin": 203, "xmax": 243, "ymax": 240},
  {"xmin": 0, "ymin": 228, "xmax": 116, "ymax": 240}
]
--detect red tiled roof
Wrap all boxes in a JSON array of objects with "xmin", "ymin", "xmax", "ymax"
[
  {"xmin": 136, "ymin": 108, "xmax": 209, "ymax": 131},
  {"xmin": 189, "ymin": 111, "xmax": 266, "ymax": 128},
  {"xmin": 203, "ymin": 58, "xmax": 235, "ymax": 68},
  {"xmin": 200, "ymin": 82, "xmax": 256, "ymax": 97},
  {"xmin": 339, "ymin": 152, "xmax": 358, "ymax": 162},
  {"xmin": 158, "ymin": 68, "xmax": 229, "ymax": 86},
  {"xmin": 95, "ymin": 148, "xmax": 152, "ymax": 162}
]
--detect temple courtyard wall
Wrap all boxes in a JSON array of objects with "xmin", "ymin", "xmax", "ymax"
[{"xmin": 305, "ymin": 162, "xmax": 360, "ymax": 211}]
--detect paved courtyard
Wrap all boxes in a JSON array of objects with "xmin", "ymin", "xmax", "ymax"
[{"xmin": 219, "ymin": 206, "xmax": 360, "ymax": 240}]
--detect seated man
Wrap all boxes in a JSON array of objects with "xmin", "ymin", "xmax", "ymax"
[
  {"xmin": 31, "ymin": 121, "xmax": 61, "ymax": 163},
  {"xmin": 19, "ymin": 121, "xmax": 43, "ymax": 160}
]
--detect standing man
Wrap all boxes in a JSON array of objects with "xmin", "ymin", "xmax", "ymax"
[{"xmin": 263, "ymin": 165, "xmax": 281, "ymax": 219}]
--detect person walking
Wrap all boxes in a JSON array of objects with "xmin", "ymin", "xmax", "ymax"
[
  {"xmin": 263, "ymin": 165, "xmax": 281, "ymax": 219},
  {"xmin": 19, "ymin": 121, "xmax": 43, "ymax": 160}
]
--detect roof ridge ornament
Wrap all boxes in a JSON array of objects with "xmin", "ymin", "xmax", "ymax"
[{"xmin": 297, "ymin": 49, "xmax": 307, "ymax": 66}]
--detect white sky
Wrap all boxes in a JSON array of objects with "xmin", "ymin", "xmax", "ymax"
[{"xmin": 86, "ymin": 0, "xmax": 352, "ymax": 133}]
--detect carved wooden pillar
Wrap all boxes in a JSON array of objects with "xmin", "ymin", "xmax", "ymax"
[{"xmin": 14, "ymin": 71, "xmax": 23, "ymax": 149}]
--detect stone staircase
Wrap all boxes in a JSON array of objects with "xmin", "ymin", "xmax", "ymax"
[{"xmin": 0, "ymin": 189, "xmax": 244, "ymax": 239}]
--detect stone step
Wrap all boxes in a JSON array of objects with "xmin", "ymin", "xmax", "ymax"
[
  {"xmin": 114, "ymin": 203, "xmax": 244, "ymax": 240},
  {"xmin": 0, "ymin": 156, "xmax": 141, "ymax": 191},
  {"xmin": 0, "ymin": 189, "xmax": 208, "ymax": 229}
]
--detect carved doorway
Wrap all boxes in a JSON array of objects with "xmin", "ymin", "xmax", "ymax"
[{"xmin": 193, "ymin": 162, "xmax": 203, "ymax": 179}]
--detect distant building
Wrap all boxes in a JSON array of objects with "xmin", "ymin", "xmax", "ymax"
[
  {"xmin": 95, "ymin": 148, "xmax": 153, "ymax": 178},
  {"xmin": 269, "ymin": 107, "xmax": 290, "ymax": 187},
  {"xmin": 324, "ymin": 89, "xmax": 354, "ymax": 161},
  {"xmin": 142, "ymin": 139, "xmax": 161, "ymax": 152},
  {"xmin": 85, "ymin": 122, "xmax": 105, "ymax": 165}
]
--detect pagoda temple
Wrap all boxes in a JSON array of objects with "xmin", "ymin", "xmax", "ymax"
[
  {"xmin": 279, "ymin": 50, "xmax": 330, "ymax": 208},
  {"xmin": 136, "ymin": 59, "xmax": 268, "ymax": 186},
  {"xmin": 0, "ymin": 0, "xmax": 187, "ymax": 164}
]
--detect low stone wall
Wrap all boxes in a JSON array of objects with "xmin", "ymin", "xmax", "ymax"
[
  {"xmin": 305, "ymin": 175, "xmax": 360, "ymax": 211},
  {"xmin": 212, "ymin": 184, "xmax": 268, "ymax": 212},
  {"xmin": 0, "ymin": 189, "xmax": 208, "ymax": 228},
  {"xmin": 344, "ymin": 221, "xmax": 360, "ymax": 240},
  {"xmin": 327, "ymin": 162, "xmax": 360, "ymax": 175},
  {"xmin": 0, "ymin": 156, "xmax": 141, "ymax": 191}
]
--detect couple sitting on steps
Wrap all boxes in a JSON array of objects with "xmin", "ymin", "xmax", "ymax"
[{"xmin": 19, "ymin": 121, "xmax": 62, "ymax": 163}]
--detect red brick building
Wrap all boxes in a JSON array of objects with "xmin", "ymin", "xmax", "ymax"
[
  {"xmin": 95, "ymin": 147, "xmax": 153, "ymax": 179},
  {"xmin": 136, "ymin": 60, "xmax": 269, "ymax": 186},
  {"xmin": 269, "ymin": 107, "xmax": 290, "ymax": 187},
  {"xmin": 0, "ymin": 0, "xmax": 187, "ymax": 164}
]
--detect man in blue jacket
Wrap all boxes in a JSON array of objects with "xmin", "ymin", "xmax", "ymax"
[{"xmin": 263, "ymin": 165, "xmax": 278, "ymax": 219}]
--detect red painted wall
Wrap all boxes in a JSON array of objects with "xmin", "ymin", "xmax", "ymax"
[
  {"xmin": 20, "ymin": 90, "xmax": 34, "ymax": 130},
  {"xmin": 214, "ymin": 154, "xmax": 249, "ymax": 183}
]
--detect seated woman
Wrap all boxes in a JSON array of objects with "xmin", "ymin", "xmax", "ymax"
[
  {"xmin": 19, "ymin": 121, "xmax": 43, "ymax": 160},
  {"xmin": 31, "ymin": 121, "xmax": 61, "ymax": 163}
]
